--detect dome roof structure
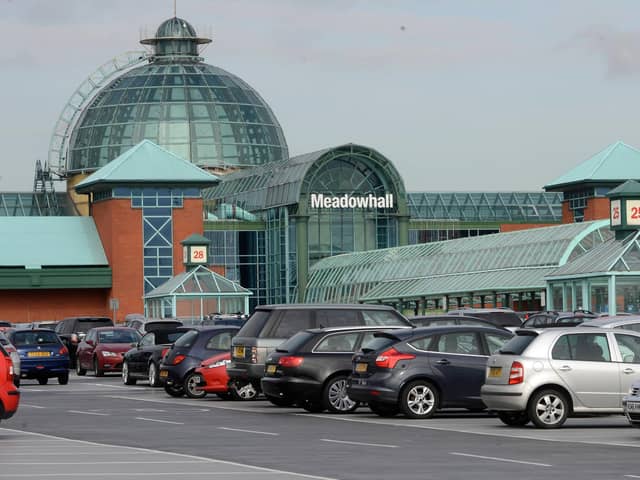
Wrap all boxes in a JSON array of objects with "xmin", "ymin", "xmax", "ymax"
[{"xmin": 66, "ymin": 17, "xmax": 288, "ymax": 174}]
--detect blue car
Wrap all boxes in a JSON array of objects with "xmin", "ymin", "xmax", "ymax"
[{"xmin": 7, "ymin": 329, "xmax": 70, "ymax": 385}]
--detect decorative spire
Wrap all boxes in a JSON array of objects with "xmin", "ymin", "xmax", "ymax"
[{"xmin": 140, "ymin": 17, "xmax": 211, "ymax": 61}]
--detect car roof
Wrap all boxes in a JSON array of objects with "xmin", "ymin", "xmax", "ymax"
[
  {"xmin": 90, "ymin": 326, "xmax": 137, "ymax": 331},
  {"xmin": 448, "ymin": 308, "xmax": 517, "ymax": 313},
  {"xmin": 377, "ymin": 324, "xmax": 513, "ymax": 341},
  {"xmin": 256, "ymin": 303, "xmax": 398, "ymax": 311},
  {"xmin": 305, "ymin": 325, "xmax": 412, "ymax": 334},
  {"xmin": 580, "ymin": 316, "xmax": 640, "ymax": 327}
]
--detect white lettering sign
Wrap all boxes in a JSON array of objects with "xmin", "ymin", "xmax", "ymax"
[{"xmin": 310, "ymin": 194, "xmax": 394, "ymax": 209}]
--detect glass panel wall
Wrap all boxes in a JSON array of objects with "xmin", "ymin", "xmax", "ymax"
[
  {"xmin": 590, "ymin": 279, "xmax": 609, "ymax": 314},
  {"xmin": 616, "ymin": 277, "xmax": 640, "ymax": 314}
]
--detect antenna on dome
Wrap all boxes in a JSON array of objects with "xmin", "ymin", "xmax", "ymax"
[{"xmin": 173, "ymin": 0, "xmax": 177, "ymax": 17}]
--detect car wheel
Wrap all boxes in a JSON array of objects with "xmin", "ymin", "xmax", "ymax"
[
  {"xmin": 76, "ymin": 360, "xmax": 86, "ymax": 376},
  {"xmin": 58, "ymin": 373, "xmax": 69, "ymax": 385},
  {"xmin": 122, "ymin": 361, "xmax": 136, "ymax": 385},
  {"xmin": 528, "ymin": 389, "xmax": 569, "ymax": 429},
  {"xmin": 266, "ymin": 396, "xmax": 295, "ymax": 407},
  {"xmin": 497, "ymin": 411, "xmax": 530, "ymax": 426},
  {"xmin": 148, "ymin": 363, "xmax": 160, "ymax": 387},
  {"xmin": 93, "ymin": 357, "xmax": 104, "ymax": 377},
  {"xmin": 301, "ymin": 399, "xmax": 325, "ymax": 413},
  {"xmin": 230, "ymin": 382, "xmax": 258, "ymax": 401},
  {"xmin": 164, "ymin": 382, "xmax": 185, "ymax": 397},
  {"xmin": 323, "ymin": 376, "xmax": 359, "ymax": 413},
  {"xmin": 400, "ymin": 380, "xmax": 439, "ymax": 419},
  {"xmin": 368, "ymin": 402, "xmax": 399, "ymax": 417},
  {"xmin": 184, "ymin": 373, "xmax": 207, "ymax": 399},
  {"xmin": 37, "ymin": 377, "xmax": 48, "ymax": 386}
]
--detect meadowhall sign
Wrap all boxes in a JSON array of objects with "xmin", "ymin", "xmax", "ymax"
[{"xmin": 310, "ymin": 193, "xmax": 394, "ymax": 209}]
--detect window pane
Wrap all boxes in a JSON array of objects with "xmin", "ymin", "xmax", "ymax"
[
  {"xmin": 615, "ymin": 334, "xmax": 640, "ymax": 363},
  {"xmin": 436, "ymin": 333, "xmax": 481, "ymax": 355},
  {"xmin": 314, "ymin": 333, "xmax": 359, "ymax": 352}
]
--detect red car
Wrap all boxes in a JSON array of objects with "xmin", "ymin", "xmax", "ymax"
[
  {"xmin": 189, "ymin": 352, "xmax": 232, "ymax": 399},
  {"xmin": 76, "ymin": 327, "xmax": 141, "ymax": 377},
  {"xmin": 0, "ymin": 344, "xmax": 19, "ymax": 422}
]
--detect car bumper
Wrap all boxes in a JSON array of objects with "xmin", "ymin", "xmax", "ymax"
[
  {"xmin": 227, "ymin": 362, "xmax": 264, "ymax": 385},
  {"xmin": 98, "ymin": 357, "xmax": 124, "ymax": 372},
  {"xmin": 347, "ymin": 378, "xmax": 399, "ymax": 405},
  {"xmin": 1, "ymin": 390, "xmax": 20, "ymax": 419},
  {"xmin": 20, "ymin": 359, "xmax": 69, "ymax": 378},
  {"xmin": 261, "ymin": 376, "xmax": 322, "ymax": 402},
  {"xmin": 480, "ymin": 384, "xmax": 527, "ymax": 411},
  {"xmin": 623, "ymin": 396, "xmax": 640, "ymax": 426}
]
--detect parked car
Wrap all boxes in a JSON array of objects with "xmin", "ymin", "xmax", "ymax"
[
  {"xmin": 6, "ymin": 329, "xmax": 70, "ymax": 385},
  {"xmin": 481, "ymin": 327, "xmax": 640, "ymax": 428},
  {"xmin": 0, "ymin": 344, "xmax": 19, "ymax": 423},
  {"xmin": 348, "ymin": 326, "xmax": 513, "ymax": 418},
  {"xmin": 122, "ymin": 327, "xmax": 192, "ymax": 387},
  {"xmin": 75, "ymin": 327, "xmax": 141, "ymax": 377},
  {"xmin": 0, "ymin": 331, "xmax": 20, "ymax": 387},
  {"xmin": 201, "ymin": 313, "xmax": 247, "ymax": 328},
  {"xmin": 191, "ymin": 351, "xmax": 232, "ymax": 399},
  {"xmin": 125, "ymin": 317, "xmax": 183, "ymax": 335},
  {"xmin": 55, "ymin": 316, "xmax": 114, "ymax": 368},
  {"xmin": 410, "ymin": 315, "xmax": 508, "ymax": 331},
  {"xmin": 623, "ymin": 380, "xmax": 640, "ymax": 427},
  {"xmin": 447, "ymin": 308, "xmax": 523, "ymax": 330},
  {"xmin": 521, "ymin": 310, "xmax": 597, "ymax": 329},
  {"xmin": 229, "ymin": 304, "xmax": 413, "ymax": 400},
  {"xmin": 33, "ymin": 321, "xmax": 59, "ymax": 331},
  {"xmin": 160, "ymin": 326, "xmax": 239, "ymax": 398},
  {"xmin": 579, "ymin": 315, "xmax": 640, "ymax": 332},
  {"xmin": 262, "ymin": 326, "xmax": 411, "ymax": 412},
  {"xmin": 0, "ymin": 321, "xmax": 12, "ymax": 329}
]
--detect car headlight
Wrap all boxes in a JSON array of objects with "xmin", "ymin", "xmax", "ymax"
[
  {"xmin": 207, "ymin": 359, "xmax": 230, "ymax": 369},
  {"xmin": 101, "ymin": 351, "xmax": 118, "ymax": 357}
]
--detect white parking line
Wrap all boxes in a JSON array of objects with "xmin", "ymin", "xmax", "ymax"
[
  {"xmin": 1, "ymin": 461, "xmax": 207, "ymax": 465},
  {"xmin": 20, "ymin": 404, "xmax": 46, "ymax": 409},
  {"xmin": 450, "ymin": 452, "xmax": 552, "ymax": 467},
  {"xmin": 68, "ymin": 410, "xmax": 110, "ymax": 416},
  {"xmin": 624, "ymin": 476, "xmax": 640, "ymax": 478},
  {"xmin": 107, "ymin": 394, "xmax": 264, "ymax": 413},
  {"xmin": 135, "ymin": 417, "xmax": 184, "ymax": 425},
  {"xmin": 320, "ymin": 439, "xmax": 398, "ymax": 448},
  {"xmin": 219, "ymin": 427, "xmax": 279, "ymax": 436},
  {"xmin": 0, "ymin": 474, "xmax": 275, "ymax": 478}
]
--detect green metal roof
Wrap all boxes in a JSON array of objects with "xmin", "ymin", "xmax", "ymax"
[
  {"xmin": 75, "ymin": 140, "xmax": 219, "ymax": 193},
  {"xmin": 0, "ymin": 217, "xmax": 108, "ymax": 268},
  {"xmin": 144, "ymin": 265, "xmax": 252, "ymax": 298},
  {"xmin": 607, "ymin": 180, "xmax": 640, "ymax": 197},
  {"xmin": 305, "ymin": 220, "xmax": 612, "ymax": 303},
  {"xmin": 545, "ymin": 141, "xmax": 640, "ymax": 190}
]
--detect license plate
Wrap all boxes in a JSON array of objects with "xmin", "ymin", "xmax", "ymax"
[
  {"xmin": 266, "ymin": 364, "xmax": 276, "ymax": 374},
  {"xmin": 28, "ymin": 351, "xmax": 51, "ymax": 358},
  {"xmin": 355, "ymin": 363, "xmax": 368, "ymax": 373},
  {"xmin": 233, "ymin": 346, "xmax": 245, "ymax": 358},
  {"xmin": 159, "ymin": 370, "xmax": 168, "ymax": 378},
  {"xmin": 627, "ymin": 401, "xmax": 640, "ymax": 411},
  {"xmin": 489, "ymin": 366, "xmax": 502, "ymax": 378}
]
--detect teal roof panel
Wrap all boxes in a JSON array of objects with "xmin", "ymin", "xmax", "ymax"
[
  {"xmin": 75, "ymin": 140, "xmax": 219, "ymax": 192},
  {"xmin": 0, "ymin": 217, "xmax": 108, "ymax": 268},
  {"xmin": 145, "ymin": 265, "xmax": 252, "ymax": 298}
]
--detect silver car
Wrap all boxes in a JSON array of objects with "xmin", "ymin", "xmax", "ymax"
[
  {"xmin": 623, "ymin": 381, "xmax": 640, "ymax": 427},
  {"xmin": 481, "ymin": 327, "xmax": 640, "ymax": 428},
  {"xmin": 579, "ymin": 315, "xmax": 640, "ymax": 332}
]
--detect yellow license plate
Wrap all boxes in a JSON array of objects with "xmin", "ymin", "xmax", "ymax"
[
  {"xmin": 159, "ymin": 370, "xmax": 168, "ymax": 378},
  {"xmin": 489, "ymin": 366, "xmax": 502, "ymax": 377},
  {"xmin": 28, "ymin": 351, "xmax": 51, "ymax": 357},
  {"xmin": 266, "ymin": 364, "xmax": 276, "ymax": 374},
  {"xmin": 355, "ymin": 363, "xmax": 367, "ymax": 373},
  {"xmin": 233, "ymin": 346, "xmax": 245, "ymax": 358}
]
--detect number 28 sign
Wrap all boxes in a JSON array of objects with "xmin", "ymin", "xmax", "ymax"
[
  {"xmin": 627, "ymin": 200, "xmax": 640, "ymax": 226},
  {"xmin": 190, "ymin": 246, "xmax": 208, "ymax": 264}
]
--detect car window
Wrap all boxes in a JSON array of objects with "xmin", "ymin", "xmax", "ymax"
[
  {"xmin": 552, "ymin": 333, "xmax": 611, "ymax": 362},
  {"xmin": 206, "ymin": 331, "xmax": 234, "ymax": 350},
  {"xmin": 615, "ymin": 323, "xmax": 640, "ymax": 333},
  {"xmin": 98, "ymin": 330, "xmax": 140, "ymax": 344},
  {"xmin": 362, "ymin": 310, "xmax": 405, "ymax": 326},
  {"xmin": 436, "ymin": 332, "xmax": 481, "ymax": 355},
  {"xmin": 614, "ymin": 334, "xmax": 640, "ymax": 363},
  {"xmin": 314, "ymin": 332, "xmax": 359, "ymax": 353},
  {"xmin": 238, "ymin": 310, "xmax": 271, "ymax": 337},
  {"xmin": 140, "ymin": 333, "xmax": 154, "ymax": 347},
  {"xmin": 11, "ymin": 331, "xmax": 59, "ymax": 346},
  {"xmin": 174, "ymin": 329, "xmax": 198, "ymax": 348},
  {"xmin": 413, "ymin": 318, "xmax": 456, "ymax": 327},
  {"xmin": 457, "ymin": 318, "xmax": 484, "ymax": 327},
  {"xmin": 484, "ymin": 332, "xmax": 511, "ymax": 354},
  {"xmin": 315, "ymin": 310, "xmax": 359, "ymax": 328},
  {"xmin": 271, "ymin": 310, "xmax": 313, "ymax": 338},
  {"xmin": 407, "ymin": 335, "xmax": 434, "ymax": 351}
]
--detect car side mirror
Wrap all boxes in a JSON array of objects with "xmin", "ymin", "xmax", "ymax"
[{"xmin": 86, "ymin": 339, "xmax": 94, "ymax": 346}]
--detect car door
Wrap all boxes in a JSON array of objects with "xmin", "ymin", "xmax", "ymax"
[
  {"xmin": 549, "ymin": 332, "xmax": 620, "ymax": 408},
  {"xmin": 428, "ymin": 331, "xmax": 487, "ymax": 406},
  {"xmin": 613, "ymin": 332, "xmax": 640, "ymax": 406},
  {"xmin": 130, "ymin": 333, "xmax": 154, "ymax": 375},
  {"xmin": 77, "ymin": 330, "xmax": 94, "ymax": 369}
]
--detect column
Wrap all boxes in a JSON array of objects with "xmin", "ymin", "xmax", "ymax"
[{"xmin": 295, "ymin": 215, "xmax": 309, "ymax": 302}]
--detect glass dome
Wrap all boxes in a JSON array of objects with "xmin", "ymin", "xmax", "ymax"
[{"xmin": 67, "ymin": 18, "xmax": 288, "ymax": 173}]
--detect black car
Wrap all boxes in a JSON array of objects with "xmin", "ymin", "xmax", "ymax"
[
  {"xmin": 447, "ymin": 308, "xmax": 522, "ymax": 330},
  {"xmin": 160, "ymin": 326, "xmax": 239, "ymax": 398},
  {"xmin": 521, "ymin": 310, "xmax": 597, "ymax": 328},
  {"xmin": 54, "ymin": 316, "xmax": 114, "ymax": 368},
  {"xmin": 348, "ymin": 326, "xmax": 513, "ymax": 418},
  {"xmin": 410, "ymin": 315, "xmax": 508, "ymax": 331},
  {"xmin": 122, "ymin": 327, "xmax": 192, "ymax": 387},
  {"xmin": 262, "ymin": 326, "xmax": 410, "ymax": 412}
]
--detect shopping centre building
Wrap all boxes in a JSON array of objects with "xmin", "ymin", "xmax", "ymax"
[{"xmin": 1, "ymin": 16, "xmax": 638, "ymax": 322}]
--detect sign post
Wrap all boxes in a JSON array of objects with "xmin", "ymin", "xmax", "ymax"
[{"xmin": 109, "ymin": 298, "xmax": 119, "ymax": 324}]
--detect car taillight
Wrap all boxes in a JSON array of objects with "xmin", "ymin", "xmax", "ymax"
[
  {"xmin": 59, "ymin": 346, "xmax": 68, "ymax": 356},
  {"xmin": 509, "ymin": 361, "xmax": 524, "ymax": 385},
  {"xmin": 171, "ymin": 354, "xmax": 186, "ymax": 365},
  {"xmin": 278, "ymin": 356, "xmax": 304, "ymax": 368},
  {"xmin": 251, "ymin": 346, "xmax": 258, "ymax": 364},
  {"xmin": 8, "ymin": 359, "xmax": 14, "ymax": 377},
  {"xmin": 375, "ymin": 348, "xmax": 415, "ymax": 369}
]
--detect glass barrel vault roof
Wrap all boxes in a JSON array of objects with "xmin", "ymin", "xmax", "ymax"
[{"xmin": 145, "ymin": 265, "xmax": 252, "ymax": 299}]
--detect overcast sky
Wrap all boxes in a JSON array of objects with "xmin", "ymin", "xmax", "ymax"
[{"xmin": 3, "ymin": 0, "xmax": 640, "ymax": 192}]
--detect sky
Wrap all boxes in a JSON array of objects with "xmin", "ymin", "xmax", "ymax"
[{"xmin": 3, "ymin": 0, "xmax": 640, "ymax": 192}]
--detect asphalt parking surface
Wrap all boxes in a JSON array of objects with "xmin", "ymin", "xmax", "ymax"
[{"xmin": 4, "ymin": 374, "xmax": 640, "ymax": 480}]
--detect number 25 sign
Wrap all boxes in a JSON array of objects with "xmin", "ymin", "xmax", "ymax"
[{"xmin": 627, "ymin": 200, "xmax": 640, "ymax": 226}]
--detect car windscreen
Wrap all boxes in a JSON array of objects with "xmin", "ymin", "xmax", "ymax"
[
  {"xmin": 98, "ymin": 330, "xmax": 140, "ymax": 344},
  {"xmin": 156, "ymin": 330, "xmax": 188, "ymax": 344},
  {"xmin": 237, "ymin": 310, "xmax": 271, "ymax": 337},
  {"xmin": 275, "ymin": 331, "xmax": 315, "ymax": 353},
  {"xmin": 12, "ymin": 330, "xmax": 60, "ymax": 346},
  {"xmin": 174, "ymin": 329, "xmax": 199, "ymax": 348},
  {"xmin": 497, "ymin": 332, "xmax": 538, "ymax": 355},
  {"xmin": 144, "ymin": 321, "xmax": 183, "ymax": 332},
  {"xmin": 76, "ymin": 319, "xmax": 113, "ymax": 333}
]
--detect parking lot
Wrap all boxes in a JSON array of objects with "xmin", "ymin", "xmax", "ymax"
[{"xmin": 3, "ymin": 373, "xmax": 640, "ymax": 480}]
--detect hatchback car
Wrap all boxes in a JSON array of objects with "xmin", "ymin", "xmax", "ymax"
[
  {"xmin": 55, "ymin": 316, "xmax": 114, "ymax": 368},
  {"xmin": 0, "ymin": 344, "xmax": 19, "ymax": 423},
  {"xmin": 447, "ymin": 308, "xmax": 523, "ymax": 330},
  {"xmin": 229, "ymin": 304, "xmax": 412, "ymax": 400},
  {"xmin": 348, "ymin": 326, "xmax": 513, "ymax": 418},
  {"xmin": 481, "ymin": 327, "xmax": 640, "ymax": 428},
  {"xmin": 160, "ymin": 326, "xmax": 239, "ymax": 398},
  {"xmin": 579, "ymin": 315, "xmax": 640, "ymax": 332},
  {"xmin": 0, "ymin": 331, "xmax": 20, "ymax": 387},
  {"xmin": 191, "ymin": 351, "xmax": 232, "ymax": 399},
  {"xmin": 6, "ymin": 329, "xmax": 69, "ymax": 385},
  {"xmin": 262, "ymin": 326, "xmax": 411, "ymax": 412},
  {"xmin": 521, "ymin": 310, "xmax": 597, "ymax": 329},
  {"xmin": 75, "ymin": 327, "xmax": 141, "ymax": 377}
]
